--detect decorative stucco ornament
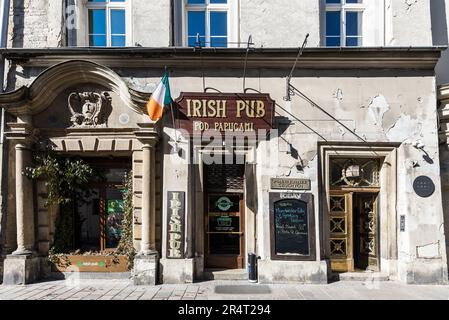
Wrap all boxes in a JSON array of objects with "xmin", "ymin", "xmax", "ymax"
[{"xmin": 67, "ymin": 91, "xmax": 112, "ymax": 127}]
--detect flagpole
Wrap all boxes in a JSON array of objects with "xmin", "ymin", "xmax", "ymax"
[
  {"xmin": 163, "ymin": 66, "xmax": 178, "ymax": 152},
  {"xmin": 170, "ymin": 101, "xmax": 179, "ymax": 152}
]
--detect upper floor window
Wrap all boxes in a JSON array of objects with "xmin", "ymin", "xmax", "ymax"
[
  {"xmin": 184, "ymin": 0, "xmax": 232, "ymax": 47},
  {"xmin": 325, "ymin": 0, "xmax": 364, "ymax": 47},
  {"xmin": 87, "ymin": 0, "xmax": 130, "ymax": 47}
]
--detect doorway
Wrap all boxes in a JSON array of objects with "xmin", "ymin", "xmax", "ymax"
[
  {"xmin": 74, "ymin": 159, "xmax": 131, "ymax": 253},
  {"xmin": 203, "ymin": 157, "xmax": 246, "ymax": 269},
  {"xmin": 329, "ymin": 192, "xmax": 379, "ymax": 272},
  {"xmin": 328, "ymin": 157, "xmax": 381, "ymax": 273}
]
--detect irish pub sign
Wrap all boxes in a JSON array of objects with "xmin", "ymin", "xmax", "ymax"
[
  {"xmin": 174, "ymin": 93, "xmax": 275, "ymax": 133},
  {"xmin": 166, "ymin": 191, "xmax": 185, "ymax": 259}
]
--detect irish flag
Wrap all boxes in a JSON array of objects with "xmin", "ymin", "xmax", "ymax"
[{"xmin": 146, "ymin": 71, "xmax": 172, "ymax": 121}]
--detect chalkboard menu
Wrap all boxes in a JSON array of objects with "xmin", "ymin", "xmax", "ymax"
[{"xmin": 269, "ymin": 193, "xmax": 315, "ymax": 261}]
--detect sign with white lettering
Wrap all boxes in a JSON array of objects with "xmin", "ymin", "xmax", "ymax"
[
  {"xmin": 166, "ymin": 191, "xmax": 185, "ymax": 259},
  {"xmin": 270, "ymin": 178, "xmax": 311, "ymax": 190},
  {"xmin": 174, "ymin": 92, "xmax": 275, "ymax": 134},
  {"xmin": 269, "ymin": 193, "xmax": 316, "ymax": 261},
  {"xmin": 413, "ymin": 176, "xmax": 435, "ymax": 198}
]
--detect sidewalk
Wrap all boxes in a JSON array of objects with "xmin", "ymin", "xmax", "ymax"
[{"xmin": 1, "ymin": 279, "xmax": 449, "ymax": 300}]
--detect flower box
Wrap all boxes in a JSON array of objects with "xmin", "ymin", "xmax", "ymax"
[{"xmin": 51, "ymin": 254, "xmax": 128, "ymax": 272}]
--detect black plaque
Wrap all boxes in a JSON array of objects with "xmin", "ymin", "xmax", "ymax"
[
  {"xmin": 400, "ymin": 215, "xmax": 406, "ymax": 232},
  {"xmin": 413, "ymin": 176, "xmax": 435, "ymax": 198},
  {"xmin": 269, "ymin": 193, "xmax": 315, "ymax": 261}
]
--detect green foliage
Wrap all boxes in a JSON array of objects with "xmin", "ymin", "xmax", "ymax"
[
  {"xmin": 25, "ymin": 152, "xmax": 94, "ymax": 254},
  {"xmin": 25, "ymin": 154, "xmax": 94, "ymax": 206},
  {"xmin": 26, "ymin": 154, "xmax": 135, "ymax": 271},
  {"xmin": 116, "ymin": 171, "xmax": 136, "ymax": 270}
]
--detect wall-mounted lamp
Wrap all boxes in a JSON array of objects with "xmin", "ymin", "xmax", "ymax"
[{"xmin": 412, "ymin": 140, "xmax": 425, "ymax": 150}]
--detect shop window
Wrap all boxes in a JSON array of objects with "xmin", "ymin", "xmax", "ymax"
[
  {"xmin": 76, "ymin": 167, "xmax": 129, "ymax": 252},
  {"xmin": 330, "ymin": 158, "xmax": 379, "ymax": 188},
  {"xmin": 184, "ymin": 0, "xmax": 235, "ymax": 47},
  {"xmin": 87, "ymin": 0, "xmax": 130, "ymax": 47},
  {"xmin": 324, "ymin": 0, "xmax": 364, "ymax": 47}
]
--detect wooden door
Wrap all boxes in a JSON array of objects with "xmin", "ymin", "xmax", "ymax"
[
  {"xmin": 205, "ymin": 193, "xmax": 245, "ymax": 269},
  {"xmin": 354, "ymin": 193, "xmax": 380, "ymax": 271},
  {"xmin": 329, "ymin": 192, "xmax": 354, "ymax": 272}
]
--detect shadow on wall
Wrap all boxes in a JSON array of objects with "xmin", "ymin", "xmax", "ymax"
[
  {"xmin": 431, "ymin": 0, "xmax": 448, "ymax": 46},
  {"xmin": 439, "ymin": 99, "xmax": 449, "ymax": 281},
  {"xmin": 11, "ymin": 0, "xmax": 24, "ymax": 48}
]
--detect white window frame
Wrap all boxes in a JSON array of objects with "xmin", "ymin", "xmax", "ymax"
[
  {"xmin": 182, "ymin": 0, "xmax": 238, "ymax": 48},
  {"xmin": 85, "ymin": 0, "xmax": 132, "ymax": 47},
  {"xmin": 324, "ymin": 0, "xmax": 365, "ymax": 47}
]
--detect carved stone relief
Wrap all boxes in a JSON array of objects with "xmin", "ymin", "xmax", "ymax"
[{"xmin": 67, "ymin": 91, "xmax": 112, "ymax": 128}]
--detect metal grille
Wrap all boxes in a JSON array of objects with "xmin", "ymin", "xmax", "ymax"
[{"xmin": 205, "ymin": 163, "xmax": 245, "ymax": 191}]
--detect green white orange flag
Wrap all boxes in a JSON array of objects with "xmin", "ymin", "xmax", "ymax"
[{"xmin": 146, "ymin": 70, "xmax": 172, "ymax": 121}]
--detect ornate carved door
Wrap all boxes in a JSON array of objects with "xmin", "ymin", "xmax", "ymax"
[
  {"xmin": 354, "ymin": 193, "xmax": 379, "ymax": 271},
  {"xmin": 329, "ymin": 192, "xmax": 354, "ymax": 272}
]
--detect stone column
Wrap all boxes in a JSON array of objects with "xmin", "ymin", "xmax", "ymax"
[
  {"xmin": 140, "ymin": 142, "xmax": 156, "ymax": 254},
  {"xmin": 3, "ymin": 139, "xmax": 40, "ymax": 285},
  {"xmin": 133, "ymin": 123, "xmax": 159, "ymax": 285},
  {"xmin": 12, "ymin": 143, "xmax": 34, "ymax": 255}
]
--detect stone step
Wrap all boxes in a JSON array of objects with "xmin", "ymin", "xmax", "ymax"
[
  {"xmin": 49, "ymin": 272, "xmax": 132, "ymax": 280},
  {"xmin": 332, "ymin": 272, "xmax": 390, "ymax": 282},
  {"xmin": 203, "ymin": 269, "xmax": 249, "ymax": 281}
]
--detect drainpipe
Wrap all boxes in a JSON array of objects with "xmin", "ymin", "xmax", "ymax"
[{"xmin": 0, "ymin": 0, "xmax": 10, "ymax": 257}]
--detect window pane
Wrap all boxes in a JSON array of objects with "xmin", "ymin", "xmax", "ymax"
[
  {"xmin": 211, "ymin": 0, "xmax": 227, "ymax": 3},
  {"xmin": 187, "ymin": 0, "xmax": 205, "ymax": 3},
  {"xmin": 188, "ymin": 36, "xmax": 206, "ymax": 47},
  {"xmin": 111, "ymin": 9, "xmax": 126, "ymax": 35},
  {"xmin": 88, "ymin": 9, "xmax": 106, "ymax": 47},
  {"xmin": 346, "ymin": 11, "xmax": 359, "ymax": 36},
  {"xmin": 78, "ymin": 189, "xmax": 100, "ymax": 251},
  {"xmin": 210, "ymin": 37, "xmax": 227, "ymax": 47},
  {"xmin": 346, "ymin": 37, "xmax": 360, "ymax": 46},
  {"xmin": 346, "ymin": 0, "xmax": 360, "ymax": 3},
  {"xmin": 105, "ymin": 188, "xmax": 124, "ymax": 249},
  {"xmin": 89, "ymin": 35, "xmax": 107, "ymax": 46},
  {"xmin": 326, "ymin": 0, "xmax": 341, "ymax": 3},
  {"xmin": 326, "ymin": 11, "xmax": 340, "ymax": 36},
  {"xmin": 209, "ymin": 234, "xmax": 240, "ymax": 254},
  {"xmin": 188, "ymin": 11, "xmax": 205, "ymax": 46},
  {"xmin": 111, "ymin": 35, "xmax": 126, "ymax": 46},
  {"xmin": 210, "ymin": 11, "xmax": 227, "ymax": 36},
  {"xmin": 326, "ymin": 36, "xmax": 340, "ymax": 46},
  {"xmin": 88, "ymin": 9, "xmax": 106, "ymax": 34}
]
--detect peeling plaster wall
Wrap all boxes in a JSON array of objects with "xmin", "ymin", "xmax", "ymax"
[
  {"xmin": 387, "ymin": 0, "xmax": 433, "ymax": 46},
  {"xmin": 7, "ymin": 0, "xmax": 64, "ymax": 48}
]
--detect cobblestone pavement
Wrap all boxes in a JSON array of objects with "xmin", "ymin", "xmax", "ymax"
[{"xmin": 1, "ymin": 279, "xmax": 449, "ymax": 300}]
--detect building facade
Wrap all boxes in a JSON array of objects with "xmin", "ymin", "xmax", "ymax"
[{"xmin": 0, "ymin": 0, "xmax": 448, "ymax": 285}]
